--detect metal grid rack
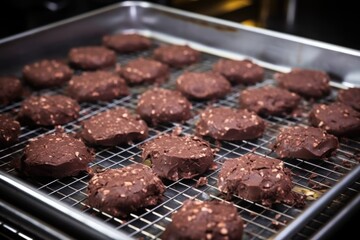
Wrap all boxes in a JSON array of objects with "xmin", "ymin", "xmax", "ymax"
[{"xmin": 0, "ymin": 40, "xmax": 359, "ymax": 240}]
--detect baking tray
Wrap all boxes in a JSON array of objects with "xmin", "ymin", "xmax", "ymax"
[{"xmin": 0, "ymin": 1, "xmax": 360, "ymax": 240}]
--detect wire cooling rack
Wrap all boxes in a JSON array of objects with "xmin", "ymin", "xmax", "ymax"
[{"xmin": 0, "ymin": 40, "xmax": 359, "ymax": 240}]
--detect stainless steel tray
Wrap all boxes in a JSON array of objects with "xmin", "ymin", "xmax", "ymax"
[{"xmin": 0, "ymin": 1, "xmax": 359, "ymax": 240}]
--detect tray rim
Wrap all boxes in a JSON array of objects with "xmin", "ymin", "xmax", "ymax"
[
  {"xmin": 1, "ymin": 0, "xmax": 360, "ymax": 58},
  {"xmin": 0, "ymin": 1, "xmax": 359, "ymax": 240}
]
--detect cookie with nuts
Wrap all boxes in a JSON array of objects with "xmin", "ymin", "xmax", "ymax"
[
  {"xmin": 18, "ymin": 95, "xmax": 80, "ymax": 126},
  {"xmin": 0, "ymin": 76, "xmax": 23, "ymax": 105},
  {"xmin": 275, "ymin": 69, "xmax": 330, "ymax": 99},
  {"xmin": 153, "ymin": 44, "xmax": 200, "ymax": 68},
  {"xmin": 337, "ymin": 87, "xmax": 360, "ymax": 111},
  {"xmin": 309, "ymin": 102, "xmax": 360, "ymax": 137},
  {"xmin": 212, "ymin": 59, "xmax": 264, "ymax": 85},
  {"xmin": 176, "ymin": 71, "xmax": 231, "ymax": 100},
  {"xmin": 13, "ymin": 129, "xmax": 94, "ymax": 178},
  {"xmin": 120, "ymin": 58, "xmax": 169, "ymax": 85},
  {"xmin": 140, "ymin": 134, "xmax": 215, "ymax": 181},
  {"xmin": 218, "ymin": 153, "xmax": 295, "ymax": 206},
  {"xmin": 273, "ymin": 126, "xmax": 338, "ymax": 160},
  {"xmin": 66, "ymin": 71, "xmax": 128, "ymax": 102},
  {"xmin": 87, "ymin": 163, "xmax": 165, "ymax": 218},
  {"xmin": 22, "ymin": 59, "xmax": 73, "ymax": 88},
  {"xmin": 162, "ymin": 199, "xmax": 244, "ymax": 240},
  {"xmin": 80, "ymin": 107, "xmax": 148, "ymax": 146},
  {"xmin": 196, "ymin": 107, "xmax": 265, "ymax": 141},
  {"xmin": 68, "ymin": 46, "xmax": 116, "ymax": 70},
  {"xmin": 0, "ymin": 114, "xmax": 20, "ymax": 147},
  {"xmin": 239, "ymin": 86, "xmax": 300, "ymax": 116},
  {"xmin": 102, "ymin": 33, "xmax": 151, "ymax": 53},
  {"xmin": 136, "ymin": 88, "xmax": 192, "ymax": 125}
]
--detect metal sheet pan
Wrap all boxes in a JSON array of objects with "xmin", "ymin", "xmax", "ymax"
[
  {"xmin": 1, "ymin": 1, "xmax": 360, "ymax": 86},
  {"xmin": 0, "ymin": 1, "xmax": 359, "ymax": 240}
]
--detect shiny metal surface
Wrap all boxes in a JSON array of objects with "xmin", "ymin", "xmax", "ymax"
[
  {"xmin": 0, "ymin": 2, "xmax": 359, "ymax": 240},
  {"xmin": 1, "ymin": 1, "xmax": 359, "ymax": 86}
]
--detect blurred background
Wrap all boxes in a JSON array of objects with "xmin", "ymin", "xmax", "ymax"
[{"xmin": 0, "ymin": 0, "xmax": 359, "ymax": 50}]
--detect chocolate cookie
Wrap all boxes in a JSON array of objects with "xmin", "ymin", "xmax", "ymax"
[
  {"xmin": 275, "ymin": 69, "xmax": 330, "ymax": 98},
  {"xmin": 153, "ymin": 45, "xmax": 200, "ymax": 68},
  {"xmin": 239, "ymin": 86, "xmax": 301, "ymax": 116},
  {"xmin": 212, "ymin": 59, "xmax": 264, "ymax": 85},
  {"xmin": 196, "ymin": 107, "xmax": 265, "ymax": 141},
  {"xmin": 14, "ymin": 130, "xmax": 94, "ymax": 178},
  {"xmin": 0, "ymin": 76, "xmax": 23, "ymax": 105},
  {"xmin": 120, "ymin": 58, "xmax": 169, "ymax": 85},
  {"xmin": 337, "ymin": 88, "xmax": 360, "ymax": 111},
  {"xmin": 22, "ymin": 59, "xmax": 73, "ymax": 88},
  {"xmin": 141, "ymin": 134, "xmax": 214, "ymax": 181},
  {"xmin": 162, "ymin": 200, "xmax": 244, "ymax": 240},
  {"xmin": 18, "ymin": 95, "xmax": 80, "ymax": 126},
  {"xmin": 176, "ymin": 71, "xmax": 231, "ymax": 100},
  {"xmin": 102, "ymin": 33, "xmax": 151, "ymax": 53},
  {"xmin": 87, "ymin": 163, "xmax": 165, "ymax": 218},
  {"xmin": 218, "ymin": 153, "xmax": 294, "ymax": 206},
  {"xmin": 136, "ymin": 88, "xmax": 192, "ymax": 125},
  {"xmin": 66, "ymin": 71, "xmax": 128, "ymax": 102},
  {"xmin": 309, "ymin": 102, "xmax": 360, "ymax": 137},
  {"xmin": 80, "ymin": 107, "xmax": 148, "ymax": 146},
  {"xmin": 0, "ymin": 114, "xmax": 21, "ymax": 147},
  {"xmin": 68, "ymin": 46, "xmax": 116, "ymax": 70},
  {"xmin": 273, "ymin": 126, "xmax": 338, "ymax": 160}
]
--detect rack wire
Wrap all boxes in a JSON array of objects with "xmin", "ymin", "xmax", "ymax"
[{"xmin": 0, "ymin": 40, "xmax": 359, "ymax": 240}]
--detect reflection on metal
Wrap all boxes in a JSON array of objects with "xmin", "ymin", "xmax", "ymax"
[
  {"xmin": 173, "ymin": 0, "xmax": 252, "ymax": 17},
  {"xmin": 0, "ymin": 2, "xmax": 359, "ymax": 239},
  {"xmin": 286, "ymin": 0, "xmax": 297, "ymax": 31}
]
